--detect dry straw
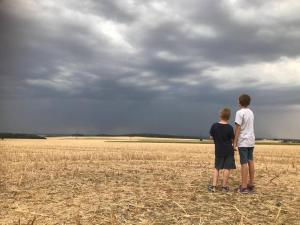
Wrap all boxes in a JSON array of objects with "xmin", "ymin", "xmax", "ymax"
[{"xmin": 0, "ymin": 138, "xmax": 299, "ymax": 224}]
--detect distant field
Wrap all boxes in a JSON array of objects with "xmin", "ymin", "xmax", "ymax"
[
  {"xmin": 0, "ymin": 137, "xmax": 299, "ymax": 224},
  {"xmin": 48, "ymin": 136, "xmax": 300, "ymax": 145}
]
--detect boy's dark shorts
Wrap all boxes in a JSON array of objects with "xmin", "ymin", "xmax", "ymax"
[
  {"xmin": 238, "ymin": 147, "xmax": 254, "ymax": 164},
  {"xmin": 215, "ymin": 154, "xmax": 236, "ymax": 170}
]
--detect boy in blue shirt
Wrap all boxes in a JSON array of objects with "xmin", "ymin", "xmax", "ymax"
[{"xmin": 208, "ymin": 108, "xmax": 236, "ymax": 192}]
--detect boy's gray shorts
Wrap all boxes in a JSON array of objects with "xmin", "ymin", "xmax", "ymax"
[
  {"xmin": 215, "ymin": 154, "xmax": 236, "ymax": 170},
  {"xmin": 238, "ymin": 147, "xmax": 254, "ymax": 164}
]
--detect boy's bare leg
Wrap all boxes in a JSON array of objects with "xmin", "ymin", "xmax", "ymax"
[
  {"xmin": 222, "ymin": 169, "xmax": 230, "ymax": 187},
  {"xmin": 212, "ymin": 168, "xmax": 219, "ymax": 186},
  {"xmin": 248, "ymin": 160, "xmax": 255, "ymax": 186},
  {"xmin": 241, "ymin": 163, "xmax": 248, "ymax": 189}
]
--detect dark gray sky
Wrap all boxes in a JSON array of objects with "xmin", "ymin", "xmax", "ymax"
[{"xmin": 1, "ymin": 0, "xmax": 300, "ymax": 138}]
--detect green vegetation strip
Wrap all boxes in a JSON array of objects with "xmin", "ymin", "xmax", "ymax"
[
  {"xmin": 105, "ymin": 140, "xmax": 300, "ymax": 145},
  {"xmin": 105, "ymin": 140, "xmax": 206, "ymax": 144},
  {"xmin": 255, "ymin": 142, "xmax": 300, "ymax": 145}
]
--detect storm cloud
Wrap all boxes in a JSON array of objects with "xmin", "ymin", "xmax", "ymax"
[{"xmin": 1, "ymin": 0, "xmax": 300, "ymax": 138}]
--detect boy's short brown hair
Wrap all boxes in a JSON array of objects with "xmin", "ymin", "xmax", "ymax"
[
  {"xmin": 220, "ymin": 107, "xmax": 231, "ymax": 121},
  {"xmin": 239, "ymin": 94, "xmax": 251, "ymax": 107}
]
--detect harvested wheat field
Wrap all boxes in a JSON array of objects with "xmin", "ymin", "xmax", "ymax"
[{"xmin": 0, "ymin": 137, "xmax": 299, "ymax": 225}]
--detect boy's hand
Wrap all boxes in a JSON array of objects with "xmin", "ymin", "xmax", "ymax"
[{"xmin": 233, "ymin": 143, "xmax": 238, "ymax": 151}]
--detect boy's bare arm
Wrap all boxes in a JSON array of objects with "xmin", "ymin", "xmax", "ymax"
[{"xmin": 233, "ymin": 124, "xmax": 241, "ymax": 148}]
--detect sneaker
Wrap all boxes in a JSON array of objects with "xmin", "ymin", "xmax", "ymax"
[
  {"xmin": 208, "ymin": 185, "xmax": 216, "ymax": 192},
  {"xmin": 222, "ymin": 186, "xmax": 230, "ymax": 193},
  {"xmin": 235, "ymin": 186, "xmax": 250, "ymax": 194},
  {"xmin": 247, "ymin": 184, "xmax": 255, "ymax": 192}
]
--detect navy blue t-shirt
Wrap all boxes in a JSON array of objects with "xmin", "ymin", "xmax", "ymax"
[{"xmin": 210, "ymin": 122, "xmax": 234, "ymax": 157}]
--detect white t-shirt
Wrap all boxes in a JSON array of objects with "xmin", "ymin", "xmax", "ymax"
[{"xmin": 235, "ymin": 108, "xmax": 255, "ymax": 147}]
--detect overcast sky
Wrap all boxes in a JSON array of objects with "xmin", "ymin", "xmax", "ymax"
[{"xmin": 1, "ymin": 0, "xmax": 300, "ymax": 138}]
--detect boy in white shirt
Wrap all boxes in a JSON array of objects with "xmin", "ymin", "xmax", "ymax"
[{"xmin": 233, "ymin": 94, "xmax": 255, "ymax": 194}]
